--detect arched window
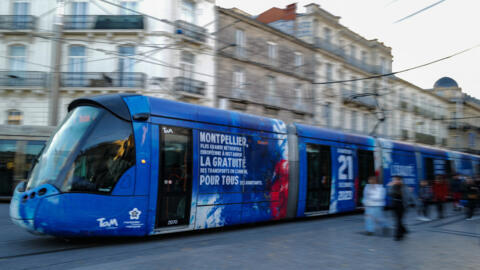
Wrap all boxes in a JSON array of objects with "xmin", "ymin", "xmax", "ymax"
[{"xmin": 7, "ymin": 109, "xmax": 23, "ymax": 125}]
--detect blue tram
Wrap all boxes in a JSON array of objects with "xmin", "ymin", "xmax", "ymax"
[{"xmin": 9, "ymin": 94, "xmax": 480, "ymax": 237}]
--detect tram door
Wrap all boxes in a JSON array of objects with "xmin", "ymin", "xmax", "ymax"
[
  {"xmin": 306, "ymin": 144, "xmax": 332, "ymax": 212},
  {"xmin": 357, "ymin": 150, "xmax": 375, "ymax": 206},
  {"xmin": 156, "ymin": 126, "xmax": 193, "ymax": 228},
  {"xmin": 424, "ymin": 158, "xmax": 434, "ymax": 182}
]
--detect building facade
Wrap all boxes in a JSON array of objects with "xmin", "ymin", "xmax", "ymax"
[
  {"xmin": 430, "ymin": 77, "xmax": 480, "ymax": 154},
  {"xmin": 0, "ymin": 0, "xmax": 215, "ymax": 126},
  {"xmin": 256, "ymin": 3, "xmax": 452, "ymax": 148},
  {"xmin": 215, "ymin": 7, "xmax": 316, "ymax": 124}
]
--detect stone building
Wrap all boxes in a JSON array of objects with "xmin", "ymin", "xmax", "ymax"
[
  {"xmin": 215, "ymin": 7, "xmax": 316, "ymax": 124},
  {"xmin": 256, "ymin": 3, "xmax": 452, "ymax": 148},
  {"xmin": 430, "ymin": 77, "xmax": 480, "ymax": 154},
  {"xmin": 0, "ymin": 0, "xmax": 216, "ymax": 126}
]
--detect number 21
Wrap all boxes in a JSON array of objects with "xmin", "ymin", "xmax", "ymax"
[{"xmin": 338, "ymin": 155, "xmax": 353, "ymax": 180}]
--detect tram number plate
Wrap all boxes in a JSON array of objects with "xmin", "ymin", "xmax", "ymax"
[{"xmin": 167, "ymin": 219, "xmax": 178, "ymax": 226}]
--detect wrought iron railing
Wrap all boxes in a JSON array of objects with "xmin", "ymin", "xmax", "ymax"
[
  {"xmin": 61, "ymin": 72, "xmax": 146, "ymax": 88},
  {"xmin": 63, "ymin": 15, "xmax": 144, "ymax": 30},
  {"xmin": 0, "ymin": 71, "xmax": 46, "ymax": 87},
  {"xmin": 0, "ymin": 15, "xmax": 36, "ymax": 30},
  {"xmin": 174, "ymin": 20, "xmax": 206, "ymax": 43},
  {"xmin": 173, "ymin": 76, "xmax": 206, "ymax": 95}
]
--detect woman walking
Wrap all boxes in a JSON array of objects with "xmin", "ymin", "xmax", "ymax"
[{"xmin": 363, "ymin": 176, "xmax": 387, "ymax": 235}]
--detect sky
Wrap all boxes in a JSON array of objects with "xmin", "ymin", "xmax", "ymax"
[{"xmin": 216, "ymin": 0, "xmax": 480, "ymax": 99}]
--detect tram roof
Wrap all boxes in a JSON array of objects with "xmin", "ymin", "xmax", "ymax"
[
  {"xmin": 294, "ymin": 123, "xmax": 375, "ymax": 147},
  {"xmin": 69, "ymin": 94, "xmax": 287, "ymax": 134}
]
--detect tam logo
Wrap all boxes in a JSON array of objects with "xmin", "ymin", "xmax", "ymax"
[
  {"xmin": 163, "ymin": 127, "xmax": 173, "ymax": 134},
  {"xmin": 97, "ymin": 218, "xmax": 118, "ymax": 228}
]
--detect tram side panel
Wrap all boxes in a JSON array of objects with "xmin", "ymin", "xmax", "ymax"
[
  {"xmin": 379, "ymin": 140, "xmax": 419, "ymax": 196},
  {"xmin": 194, "ymin": 126, "xmax": 289, "ymax": 229}
]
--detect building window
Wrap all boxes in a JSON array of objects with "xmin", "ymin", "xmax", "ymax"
[
  {"xmin": 71, "ymin": 1, "xmax": 88, "ymax": 28},
  {"xmin": 181, "ymin": 0, "xmax": 195, "ymax": 23},
  {"xmin": 338, "ymin": 107, "xmax": 345, "ymax": 128},
  {"xmin": 469, "ymin": 132, "xmax": 476, "ymax": 148},
  {"xmin": 325, "ymin": 63, "xmax": 332, "ymax": 81},
  {"xmin": 350, "ymin": 44, "xmax": 357, "ymax": 59},
  {"xmin": 8, "ymin": 45, "xmax": 26, "ymax": 71},
  {"xmin": 351, "ymin": 77, "xmax": 357, "ymax": 94},
  {"xmin": 120, "ymin": 1, "xmax": 138, "ymax": 15},
  {"xmin": 294, "ymin": 52, "xmax": 303, "ymax": 74},
  {"xmin": 361, "ymin": 51, "xmax": 368, "ymax": 65},
  {"xmin": 380, "ymin": 56, "xmax": 387, "ymax": 73},
  {"xmin": 267, "ymin": 76, "xmax": 275, "ymax": 97},
  {"xmin": 235, "ymin": 29, "xmax": 246, "ymax": 58},
  {"xmin": 267, "ymin": 42, "xmax": 277, "ymax": 66},
  {"xmin": 66, "ymin": 45, "xmax": 86, "ymax": 87},
  {"xmin": 324, "ymin": 102, "xmax": 331, "ymax": 127},
  {"xmin": 118, "ymin": 45, "xmax": 136, "ymax": 86},
  {"xmin": 324, "ymin": 27, "xmax": 331, "ymax": 44},
  {"xmin": 7, "ymin": 110, "xmax": 23, "ymax": 125},
  {"xmin": 351, "ymin": 110, "xmax": 357, "ymax": 131},
  {"xmin": 12, "ymin": 0, "xmax": 30, "ymax": 29},
  {"xmin": 232, "ymin": 67, "xmax": 245, "ymax": 95},
  {"xmin": 294, "ymin": 83, "xmax": 303, "ymax": 106},
  {"xmin": 180, "ymin": 51, "xmax": 195, "ymax": 79},
  {"xmin": 363, "ymin": 112, "xmax": 369, "ymax": 133}
]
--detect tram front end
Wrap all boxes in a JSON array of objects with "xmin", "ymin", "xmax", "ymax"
[{"xmin": 9, "ymin": 95, "xmax": 150, "ymax": 237}]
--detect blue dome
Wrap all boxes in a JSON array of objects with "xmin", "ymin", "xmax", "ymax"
[{"xmin": 434, "ymin": 77, "xmax": 458, "ymax": 88}]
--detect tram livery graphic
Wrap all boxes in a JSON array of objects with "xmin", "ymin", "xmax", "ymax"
[{"xmin": 9, "ymin": 94, "xmax": 480, "ymax": 237}]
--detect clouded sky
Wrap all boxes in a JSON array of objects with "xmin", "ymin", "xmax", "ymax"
[{"xmin": 216, "ymin": 0, "xmax": 480, "ymax": 99}]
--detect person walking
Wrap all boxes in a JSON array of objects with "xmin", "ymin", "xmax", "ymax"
[
  {"xmin": 388, "ymin": 176, "xmax": 414, "ymax": 241},
  {"xmin": 363, "ymin": 176, "xmax": 388, "ymax": 235},
  {"xmin": 450, "ymin": 174, "xmax": 462, "ymax": 211},
  {"xmin": 433, "ymin": 175, "xmax": 448, "ymax": 219},
  {"xmin": 464, "ymin": 177, "xmax": 479, "ymax": 220},
  {"xmin": 417, "ymin": 180, "xmax": 432, "ymax": 221}
]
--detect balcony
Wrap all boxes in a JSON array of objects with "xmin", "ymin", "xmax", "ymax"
[
  {"xmin": 173, "ymin": 77, "xmax": 206, "ymax": 96},
  {"xmin": 174, "ymin": 20, "xmax": 207, "ymax": 44},
  {"xmin": 314, "ymin": 37, "xmax": 341, "ymax": 56},
  {"xmin": 399, "ymin": 101, "xmax": 409, "ymax": 111},
  {"xmin": 0, "ymin": 15, "xmax": 36, "ymax": 31},
  {"xmin": 341, "ymin": 88, "xmax": 376, "ymax": 109},
  {"xmin": 61, "ymin": 72, "xmax": 146, "ymax": 88},
  {"xmin": 0, "ymin": 71, "xmax": 46, "ymax": 87},
  {"xmin": 415, "ymin": 132, "xmax": 436, "ymax": 145},
  {"xmin": 63, "ymin": 15, "xmax": 144, "ymax": 31},
  {"xmin": 264, "ymin": 95, "xmax": 282, "ymax": 107},
  {"xmin": 231, "ymin": 88, "xmax": 249, "ymax": 100}
]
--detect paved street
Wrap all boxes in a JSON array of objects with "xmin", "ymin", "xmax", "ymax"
[{"xmin": 0, "ymin": 202, "xmax": 478, "ymax": 270}]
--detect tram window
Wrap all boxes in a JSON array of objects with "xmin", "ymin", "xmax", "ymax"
[
  {"xmin": 306, "ymin": 144, "xmax": 331, "ymax": 212},
  {"xmin": 0, "ymin": 140, "xmax": 17, "ymax": 196},
  {"xmin": 62, "ymin": 110, "xmax": 135, "ymax": 193},
  {"xmin": 23, "ymin": 141, "xmax": 45, "ymax": 179}
]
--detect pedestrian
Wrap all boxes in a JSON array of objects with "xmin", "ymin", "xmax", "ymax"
[
  {"xmin": 433, "ymin": 175, "xmax": 448, "ymax": 219},
  {"xmin": 450, "ymin": 174, "xmax": 462, "ymax": 211},
  {"xmin": 464, "ymin": 177, "xmax": 479, "ymax": 220},
  {"xmin": 362, "ymin": 175, "xmax": 388, "ymax": 235},
  {"xmin": 417, "ymin": 179, "xmax": 432, "ymax": 221},
  {"xmin": 388, "ymin": 176, "xmax": 414, "ymax": 241}
]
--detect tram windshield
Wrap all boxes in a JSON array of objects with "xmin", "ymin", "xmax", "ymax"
[{"xmin": 26, "ymin": 106, "xmax": 135, "ymax": 193}]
